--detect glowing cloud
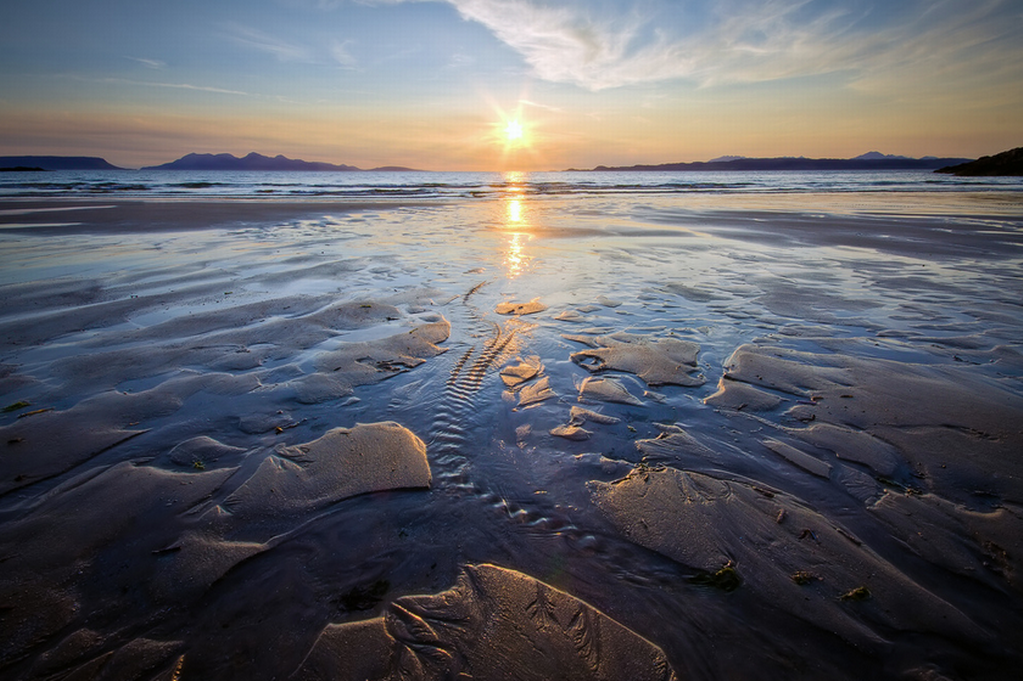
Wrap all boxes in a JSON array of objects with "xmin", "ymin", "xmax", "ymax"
[{"xmin": 445, "ymin": 0, "xmax": 1023, "ymax": 92}]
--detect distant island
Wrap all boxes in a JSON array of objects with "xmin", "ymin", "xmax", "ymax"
[
  {"xmin": 142, "ymin": 152, "xmax": 417, "ymax": 172},
  {"xmin": 0, "ymin": 156, "xmax": 124, "ymax": 171},
  {"xmin": 935, "ymin": 147, "xmax": 1023, "ymax": 176},
  {"xmin": 0, "ymin": 152, "xmax": 420, "ymax": 172},
  {"xmin": 569, "ymin": 152, "xmax": 974, "ymax": 172}
]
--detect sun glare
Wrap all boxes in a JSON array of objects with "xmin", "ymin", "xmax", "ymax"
[
  {"xmin": 505, "ymin": 119, "xmax": 523, "ymax": 141},
  {"xmin": 491, "ymin": 105, "xmax": 536, "ymax": 169}
]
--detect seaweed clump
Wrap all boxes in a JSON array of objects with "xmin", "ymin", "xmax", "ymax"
[
  {"xmin": 791, "ymin": 570, "xmax": 817, "ymax": 586},
  {"xmin": 839, "ymin": 586, "xmax": 871, "ymax": 602},
  {"xmin": 689, "ymin": 562, "xmax": 742, "ymax": 592}
]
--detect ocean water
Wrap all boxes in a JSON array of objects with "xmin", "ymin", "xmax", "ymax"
[
  {"xmin": 2, "ymin": 167, "xmax": 1022, "ymax": 199},
  {"xmin": 1, "ymin": 173, "xmax": 1023, "ymax": 679}
]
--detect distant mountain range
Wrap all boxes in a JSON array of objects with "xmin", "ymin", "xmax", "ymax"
[
  {"xmin": 0, "ymin": 156, "xmax": 124, "ymax": 170},
  {"xmin": 141, "ymin": 152, "xmax": 415, "ymax": 172},
  {"xmin": 10, "ymin": 150, "xmax": 1019, "ymax": 174},
  {"xmin": 0, "ymin": 152, "xmax": 417, "ymax": 172},
  {"xmin": 572, "ymin": 152, "xmax": 974, "ymax": 172}
]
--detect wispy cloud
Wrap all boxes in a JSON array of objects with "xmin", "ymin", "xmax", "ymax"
[
  {"xmin": 445, "ymin": 52, "xmax": 475, "ymax": 69},
  {"xmin": 440, "ymin": 0, "xmax": 1023, "ymax": 92},
  {"xmin": 125, "ymin": 56, "xmax": 166, "ymax": 69},
  {"xmin": 446, "ymin": 0, "xmax": 656, "ymax": 90},
  {"xmin": 330, "ymin": 40, "xmax": 358, "ymax": 67},
  {"xmin": 226, "ymin": 24, "xmax": 314, "ymax": 62},
  {"xmin": 69, "ymin": 75, "xmax": 250, "ymax": 97},
  {"xmin": 519, "ymin": 99, "xmax": 562, "ymax": 113}
]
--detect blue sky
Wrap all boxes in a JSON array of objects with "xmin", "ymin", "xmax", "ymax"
[{"xmin": 1, "ymin": 0, "xmax": 1020, "ymax": 169}]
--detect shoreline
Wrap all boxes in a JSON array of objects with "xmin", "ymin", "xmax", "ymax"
[{"xmin": 1, "ymin": 190, "xmax": 1022, "ymax": 237}]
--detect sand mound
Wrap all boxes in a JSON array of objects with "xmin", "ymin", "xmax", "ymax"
[
  {"xmin": 702, "ymin": 342, "xmax": 1023, "ymax": 605},
  {"xmin": 578, "ymin": 376, "xmax": 644, "ymax": 406},
  {"xmin": 591, "ymin": 465, "xmax": 986, "ymax": 650},
  {"xmin": 294, "ymin": 563, "xmax": 677, "ymax": 681},
  {"xmin": 514, "ymin": 375, "xmax": 556, "ymax": 409},
  {"xmin": 168, "ymin": 436, "xmax": 245, "ymax": 469},
  {"xmin": 28, "ymin": 634, "xmax": 183, "ymax": 681},
  {"xmin": 763, "ymin": 438, "xmax": 832, "ymax": 478},
  {"xmin": 570, "ymin": 332, "xmax": 705, "ymax": 386},
  {"xmin": 0, "ymin": 419, "xmax": 432, "ymax": 668},
  {"xmin": 151, "ymin": 532, "xmax": 267, "ymax": 601},
  {"xmin": 314, "ymin": 319, "xmax": 450, "ymax": 377},
  {"xmin": 707, "ymin": 343, "xmax": 1023, "ymax": 505},
  {"xmin": 495, "ymin": 298, "xmax": 547, "ymax": 315},
  {"xmin": 0, "ymin": 409, "xmax": 146, "ymax": 494},
  {"xmin": 271, "ymin": 318, "xmax": 450, "ymax": 403},
  {"xmin": 0, "ymin": 462, "xmax": 234, "ymax": 665},
  {"xmin": 569, "ymin": 405, "xmax": 621, "ymax": 425},
  {"xmin": 550, "ymin": 406, "xmax": 622, "ymax": 441},
  {"xmin": 226, "ymin": 422, "xmax": 430, "ymax": 517},
  {"xmin": 500, "ymin": 355, "xmax": 542, "ymax": 387},
  {"xmin": 870, "ymin": 491, "xmax": 1023, "ymax": 592},
  {"xmin": 550, "ymin": 424, "xmax": 592, "ymax": 440},
  {"xmin": 499, "ymin": 355, "xmax": 555, "ymax": 409}
]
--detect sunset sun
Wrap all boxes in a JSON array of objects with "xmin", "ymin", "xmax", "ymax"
[
  {"xmin": 496, "ymin": 114, "xmax": 531, "ymax": 167},
  {"xmin": 505, "ymin": 119, "xmax": 523, "ymax": 142}
]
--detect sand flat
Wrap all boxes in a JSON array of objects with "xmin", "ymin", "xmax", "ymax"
[{"xmin": 1, "ymin": 193, "xmax": 1021, "ymax": 679}]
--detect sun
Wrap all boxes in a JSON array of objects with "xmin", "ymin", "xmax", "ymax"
[
  {"xmin": 491, "ymin": 109, "xmax": 535, "ymax": 168},
  {"xmin": 505, "ymin": 119, "xmax": 523, "ymax": 142}
]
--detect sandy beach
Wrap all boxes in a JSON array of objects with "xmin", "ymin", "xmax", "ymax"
[{"xmin": 2, "ymin": 192, "xmax": 1022, "ymax": 680}]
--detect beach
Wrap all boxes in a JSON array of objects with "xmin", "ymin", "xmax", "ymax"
[{"xmin": 2, "ymin": 182, "xmax": 1022, "ymax": 680}]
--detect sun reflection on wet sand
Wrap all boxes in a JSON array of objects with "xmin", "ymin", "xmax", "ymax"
[
  {"xmin": 505, "ymin": 231, "xmax": 529, "ymax": 278},
  {"xmin": 507, "ymin": 197, "xmax": 523, "ymax": 224},
  {"xmin": 502, "ymin": 185, "xmax": 533, "ymax": 278}
]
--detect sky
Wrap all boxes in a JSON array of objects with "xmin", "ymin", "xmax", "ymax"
[{"xmin": 0, "ymin": 0, "xmax": 1020, "ymax": 170}]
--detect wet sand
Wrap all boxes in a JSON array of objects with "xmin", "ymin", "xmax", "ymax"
[{"xmin": 1, "ymin": 195, "xmax": 1022, "ymax": 679}]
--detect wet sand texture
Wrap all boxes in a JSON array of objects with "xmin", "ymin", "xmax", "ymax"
[
  {"xmin": 707, "ymin": 343, "xmax": 1023, "ymax": 505},
  {"xmin": 294, "ymin": 563, "xmax": 677, "ymax": 681},
  {"xmin": 0, "ymin": 462, "xmax": 234, "ymax": 669},
  {"xmin": 591, "ymin": 464, "xmax": 985, "ymax": 651},
  {"xmin": 704, "ymin": 342, "xmax": 1023, "ymax": 603},
  {"xmin": 2, "ymin": 197, "xmax": 1022, "ymax": 679},
  {"xmin": 0, "ymin": 422, "xmax": 429, "ymax": 676}
]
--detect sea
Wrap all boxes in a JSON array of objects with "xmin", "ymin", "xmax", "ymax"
[{"xmin": 2, "ymin": 168, "xmax": 1022, "ymax": 200}]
